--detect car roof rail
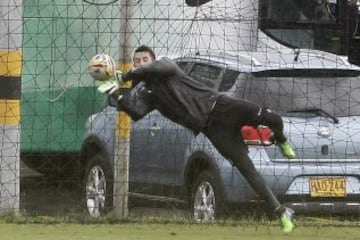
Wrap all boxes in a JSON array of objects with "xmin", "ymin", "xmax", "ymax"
[{"xmin": 189, "ymin": 49, "xmax": 262, "ymax": 67}]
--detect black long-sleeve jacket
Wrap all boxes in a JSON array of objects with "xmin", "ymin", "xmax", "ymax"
[{"xmin": 120, "ymin": 57, "xmax": 221, "ymax": 134}]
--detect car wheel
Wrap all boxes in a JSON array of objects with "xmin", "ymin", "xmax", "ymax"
[
  {"xmin": 83, "ymin": 154, "xmax": 113, "ymax": 218},
  {"xmin": 191, "ymin": 170, "xmax": 224, "ymax": 222}
]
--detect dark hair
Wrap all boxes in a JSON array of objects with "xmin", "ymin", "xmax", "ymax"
[{"xmin": 134, "ymin": 45, "xmax": 156, "ymax": 60}]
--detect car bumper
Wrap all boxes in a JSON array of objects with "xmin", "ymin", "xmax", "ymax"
[{"xmin": 283, "ymin": 201, "xmax": 360, "ymax": 214}]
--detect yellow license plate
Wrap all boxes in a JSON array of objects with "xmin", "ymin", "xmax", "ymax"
[{"xmin": 310, "ymin": 177, "xmax": 346, "ymax": 197}]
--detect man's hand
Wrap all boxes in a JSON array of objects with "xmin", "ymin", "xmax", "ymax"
[{"xmin": 97, "ymin": 80, "xmax": 123, "ymax": 101}]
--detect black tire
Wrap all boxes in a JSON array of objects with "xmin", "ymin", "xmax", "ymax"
[
  {"xmin": 191, "ymin": 170, "xmax": 225, "ymax": 222},
  {"xmin": 82, "ymin": 154, "xmax": 113, "ymax": 218}
]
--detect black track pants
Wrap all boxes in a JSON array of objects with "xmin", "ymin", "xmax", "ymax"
[{"xmin": 202, "ymin": 95, "xmax": 286, "ymax": 210}]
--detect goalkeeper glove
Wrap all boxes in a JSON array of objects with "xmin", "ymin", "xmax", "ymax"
[
  {"xmin": 97, "ymin": 81, "xmax": 123, "ymax": 102},
  {"xmin": 115, "ymin": 70, "xmax": 123, "ymax": 83},
  {"xmin": 97, "ymin": 70, "xmax": 125, "ymax": 101}
]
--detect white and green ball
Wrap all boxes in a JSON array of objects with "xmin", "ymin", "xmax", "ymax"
[{"xmin": 88, "ymin": 54, "xmax": 116, "ymax": 81}]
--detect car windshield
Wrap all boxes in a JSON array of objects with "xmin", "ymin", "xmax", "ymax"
[{"xmin": 241, "ymin": 72, "xmax": 360, "ymax": 117}]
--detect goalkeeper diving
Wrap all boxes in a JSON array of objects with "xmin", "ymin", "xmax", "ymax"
[{"xmin": 89, "ymin": 45, "xmax": 296, "ymax": 234}]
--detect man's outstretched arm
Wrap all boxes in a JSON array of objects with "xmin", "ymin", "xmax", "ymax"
[
  {"xmin": 117, "ymin": 82, "xmax": 155, "ymax": 121},
  {"xmin": 122, "ymin": 57, "xmax": 181, "ymax": 82},
  {"xmin": 97, "ymin": 80, "xmax": 155, "ymax": 121}
]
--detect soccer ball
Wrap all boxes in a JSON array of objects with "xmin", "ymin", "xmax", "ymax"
[{"xmin": 88, "ymin": 54, "xmax": 116, "ymax": 81}]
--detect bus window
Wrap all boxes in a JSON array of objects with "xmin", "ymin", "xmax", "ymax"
[{"xmin": 259, "ymin": 0, "xmax": 359, "ymax": 58}]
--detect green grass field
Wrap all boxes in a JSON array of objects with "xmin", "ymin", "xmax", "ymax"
[
  {"xmin": 16, "ymin": 170, "xmax": 360, "ymax": 239},
  {"xmin": 1, "ymin": 219, "xmax": 360, "ymax": 240},
  {"xmin": 2, "ymin": 204, "xmax": 360, "ymax": 240}
]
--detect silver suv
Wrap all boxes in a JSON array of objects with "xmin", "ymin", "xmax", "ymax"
[{"xmin": 83, "ymin": 50, "xmax": 360, "ymax": 221}]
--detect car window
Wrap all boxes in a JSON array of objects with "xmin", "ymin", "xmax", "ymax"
[
  {"xmin": 176, "ymin": 62, "xmax": 188, "ymax": 72},
  {"xmin": 219, "ymin": 69, "xmax": 239, "ymax": 91},
  {"xmin": 188, "ymin": 63, "xmax": 222, "ymax": 88},
  {"xmin": 243, "ymin": 71, "xmax": 360, "ymax": 117}
]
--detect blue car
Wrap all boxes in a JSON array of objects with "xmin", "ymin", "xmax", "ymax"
[{"xmin": 83, "ymin": 50, "xmax": 360, "ymax": 221}]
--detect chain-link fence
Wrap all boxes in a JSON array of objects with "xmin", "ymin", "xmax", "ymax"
[{"xmin": 1, "ymin": 0, "xmax": 360, "ymax": 223}]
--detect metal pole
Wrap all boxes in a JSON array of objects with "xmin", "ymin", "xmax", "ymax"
[
  {"xmin": 0, "ymin": 0, "xmax": 22, "ymax": 213},
  {"xmin": 113, "ymin": 0, "xmax": 134, "ymax": 220}
]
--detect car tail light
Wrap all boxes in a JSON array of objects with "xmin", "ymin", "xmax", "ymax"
[{"xmin": 241, "ymin": 125, "xmax": 273, "ymax": 146}]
